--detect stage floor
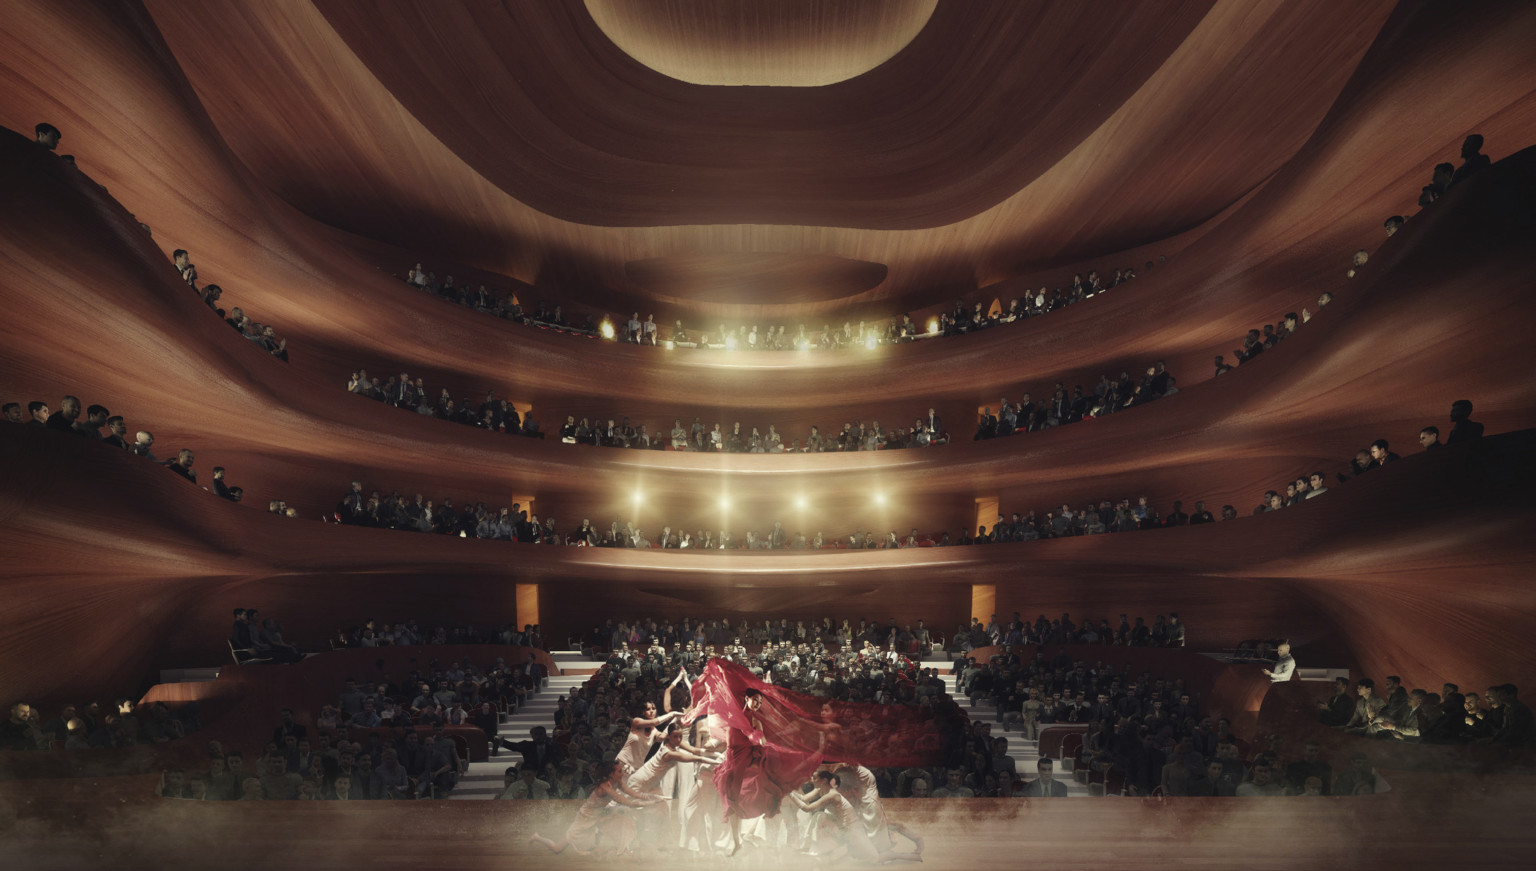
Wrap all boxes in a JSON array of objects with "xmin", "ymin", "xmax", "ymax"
[{"xmin": 4, "ymin": 772, "xmax": 1535, "ymax": 870}]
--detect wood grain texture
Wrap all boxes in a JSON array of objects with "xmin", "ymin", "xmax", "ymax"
[{"xmin": 1, "ymin": 2, "xmax": 1536, "ymax": 861}]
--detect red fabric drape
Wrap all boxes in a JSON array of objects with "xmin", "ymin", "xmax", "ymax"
[{"xmin": 684, "ymin": 659, "xmax": 948, "ymax": 818}]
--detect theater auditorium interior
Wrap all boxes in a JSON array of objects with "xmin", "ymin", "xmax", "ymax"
[{"xmin": 2, "ymin": 0, "xmax": 1535, "ymax": 867}]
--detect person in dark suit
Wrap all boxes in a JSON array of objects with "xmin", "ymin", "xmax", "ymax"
[
  {"xmin": 1318, "ymin": 677, "xmax": 1355, "ymax": 726},
  {"xmin": 1449, "ymin": 134, "xmax": 1492, "ymax": 187},
  {"xmin": 230, "ymin": 608, "xmax": 254, "ymax": 650},
  {"xmin": 496, "ymin": 725, "xmax": 565, "ymax": 770},
  {"xmin": 1368, "ymin": 440, "xmax": 1401, "ymax": 469},
  {"xmin": 44, "ymin": 395, "xmax": 82, "ymax": 434},
  {"xmin": 974, "ymin": 407, "xmax": 997, "ymax": 440},
  {"xmin": 212, "ymin": 467, "xmax": 236, "ymax": 500},
  {"xmin": 1418, "ymin": 426, "xmax": 1443, "ymax": 451},
  {"xmin": 1447, "ymin": 399, "xmax": 1485, "ymax": 445},
  {"xmin": 101, "ymin": 416, "xmax": 131, "ymax": 449},
  {"xmin": 26, "ymin": 401, "xmax": 50, "ymax": 426},
  {"xmin": 1022, "ymin": 758, "xmax": 1069, "ymax": 797}
]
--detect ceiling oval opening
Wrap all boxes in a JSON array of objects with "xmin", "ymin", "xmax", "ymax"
[{"xmin": 583, "ymin": 0, "xmax": 938, "ymax": 87}]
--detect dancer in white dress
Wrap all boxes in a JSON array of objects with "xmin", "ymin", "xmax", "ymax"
[
  {"xmin": 615, "ymin": 699, "xmax": 680, "ymax": 777},
  {"xmin": 789, "ymin": 770, "xmax": 923, "ymax": 864},
  {"xmin": 835, "ymin": 763, "xmax": 894, "ymax": 851}
]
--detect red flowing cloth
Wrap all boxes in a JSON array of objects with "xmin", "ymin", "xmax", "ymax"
[{"xmin": 684, "ymin": 659, "xmax": 950, "ymax": 820}]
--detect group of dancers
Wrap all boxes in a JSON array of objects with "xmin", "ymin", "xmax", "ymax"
[{"xmin": 531, "ymin": 664, "xmax": 927, "ymax": 861}]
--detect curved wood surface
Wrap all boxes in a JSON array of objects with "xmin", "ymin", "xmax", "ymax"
[
  {"xmin": 582, "ymin": 0, "xmax": 939, "ymax": 87},
  {"xmin": 2, "ymin": 1, "xmax": 1536, "ymax": 864}
]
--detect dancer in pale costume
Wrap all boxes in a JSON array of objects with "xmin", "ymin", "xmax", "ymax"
[
  {"xmin": 789, "ymin": 770, "xmax": 924, "ymax": 864},
  {"xmin": 615, "ymin": 697, "xmax": 681, "ymax": 777},
  {"xmin": 835, "ymin": 763, "xmax": 894, "ymax": 850},
  {"xmin": 677, "ymin": 713, "xmax": 732, "ymax": 853},
  {"xmin": 528, "ymin": 761, "xmax": 665, "ymax": 856},
  {"xmin": 624, "ymin": 682, "xmax": 724, "ymax": 849}
]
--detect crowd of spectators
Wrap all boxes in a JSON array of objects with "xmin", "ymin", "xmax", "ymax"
[
  {"xmin": 1319, "ymin": 673, "xmax": 1531, "ymax": 747},
  {"xmin": 155, "ymin": 652, "xmax": 548, "ymax": 800},
  {"xmin": 329, "ymin": 620, "xmax": 544, "ymax": 651},
  {"xmin": 3, "ymin": 393, "xmax": 245, "ymax": 503},
  {"xmin": 347, "ymin": 357, "xmax": 1189, "ymax": 457},
  {"xmin": 3, "ymin": 697, "xmax": 199, "ymax": 753},
  {"xmin": 346, "ymin": 371, "xmax": 545, "ymax": 438},
  {"xmin": 975, "ymin": 361, "xmax": 1178, "ymax": 440},
  {"xmin": 331, "ymin": 478, "xmax": 1251, "ymax": 549},
  {"xmin": 401, "ymin": 258, "xmax": 1161, "ymax": 354},
  {"xmin": 953, "ymin": 646, "xmax": 1378, "ymax": 797},
  {"xmin": 346, "ymin": 369, "xmax": 953, "ymax": 451},
  {"xmin": 1220, "ymin": 298, "xmax": 1328, "ymax": 372},
  {"xmin": 578, "ymin": 616, "xmax": 942, "ymax": 660},
  {"xmin": 1382, "ymin": 133, "xmax": 1494, "ymax": 236},
  {"xmin": 228, "ymin": 607, "xmax": 305, "ymax": 664},
  {"xmin": 172, "ymin": 247, "xmax": 289, "ymax": 362},
  {"xmin": 948, "ymin": 611, "xmax": 1187, "ymax": 653},
  {"xmin": 1250, "ymin": 398, "xmax": 1483, "ymax": 514}
]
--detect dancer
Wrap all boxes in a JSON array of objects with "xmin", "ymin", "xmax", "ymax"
[
  {"xmin": 684, "ymin": 659, "xmax": 948, "ymax": 857},
  {"xmin": 789, "ymin": 770, "xmax": 923, "ymax": 864},
  {"xmin": 528, "ymin": 761, "xmax": 665, "ymax": 856},
  {"xmin": 835, "ymin": 763, "xmax": 893, "ymax": 850},
  {"xmin": 616, "ymin": 698, "xmax": 681, "ymax": 776},
  {"xmin": 627, "ymin": 727, "xmax": 725, "ymax": 793},
  {"xmin": 678, "ymin": 713, "xmax": 731, "ymax": 854}
]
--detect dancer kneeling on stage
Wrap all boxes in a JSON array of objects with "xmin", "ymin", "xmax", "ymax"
[
  {"xmin": 528, "ymin": 761, "xmax": 666, "ymax": 856},
  {"xmin": 789, "ymin": 770, "xmax": 924, "ymax": 864}
]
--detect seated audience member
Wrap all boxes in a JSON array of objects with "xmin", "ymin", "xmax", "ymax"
[
  {"xmin": 1235, "ymin": 761, "xmax": 1284, "ymax": 796},
  {"xmin": 1213, "ymin": 355, "xmax": 1233, "ymax": 376},
  {"xmin": 328, "ymin": 774, "xmax": 358, "ymax": 801},
  {"xmin": 1332, "ymin": 753, "xmax": 1377, "ymax": 795},
  {"xmin": 499, "ymin": 764, "xmax": 551, "ymax": 799},
  {"xmin": 1, "ymin": 402, "xmax": 22, "ymax": 425},
  {"xmin": 211, "ymin": 466, "xmax": 239, "ymax": 500},
  {"xmin": 1318, "ymin": 677, "xmax": 1354, "ymax": 726},
  {"xmin": 249, "ymin": 609, "xmax": 304, "ymax": 663},
  {"xmin": 101, "ymin": 415, "xmax": 131, "ymax": 449},
  {"xmin": 26, "ymin": 401, "xmax": 50, "ymax": 426},
  {"xmin": 44, "ymin": 395, "xmax": 82, "ymax": 434},
  {"xmin": 1383, "ymin": 215, "xmax": 1404, "ymax": 237},
  {"xmin": 1367, "ymin": 439, "xmax": 1400, "ymax": 469},
  {"xmin": 1449, "ymin": 134, "xmax": 1492, "ymax": 186},
  {"xmin": 1343, "ymin": 679, "xmax": 1386, "ymax": 734},
  {"xmin": 370, "ymin": 748, "xmax": 411, "ymax": 799},
  {"xmin": 260, "ymin": 754, "xmax": 302, "ymax": 800},
  {"xmin": 1479, "ymin": 685, "xmax": 1533, "ymax": 745},
  {"xmin": 2, "ymin": 702, "xmax": 44, "ymax": 750},
  {"xmin": 1285, "ymin": 741, "xmax": 1333, "ymax": 795},
  {"xmin": 166, "ymin": 448, "xmax": 197, "ymax": 483},
  {"xmin": 1417, "ymin": 426, "xmax": 1442, "ymax": 451},
  {"xmin": 35, "ymin": 122, "xmax": 63, "ymax": 150},
  {"xmin": 1234, "ymin": 330, "xmax": 1264, "ymax": 363},
  {"xmin": 1305, "ymin": 472, "xmax": 1328, "ymax": 499},
  {"xmin": 931, "ymin": 768, "xmax": 975, "ymax": 798},
  {"xmin": 1022, "ymin": 758, "xmax": 1068, "ymax": 797},
  {"xmin": 413, "ymin": 734, "xmax": 459, "ymax": 797},
  {"xmin": 1346, "ymin": 249, "xmax": 1368, "ymax": 278},
  {"xmin": 132, "ymin": 431, "xmax": 159, "ymax": 462},
  {"xmin": 1447, "ymin": 399, "xmax": 1484, "ymax": 445},
  {"xmin": 78, "ymin": 404, "xmax": 110, "ymax": 438}
]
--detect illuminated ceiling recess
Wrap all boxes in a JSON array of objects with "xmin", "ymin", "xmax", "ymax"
[{"xmin": 583, "ymin": 0, "xmax": 939, "ymax": 86}]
